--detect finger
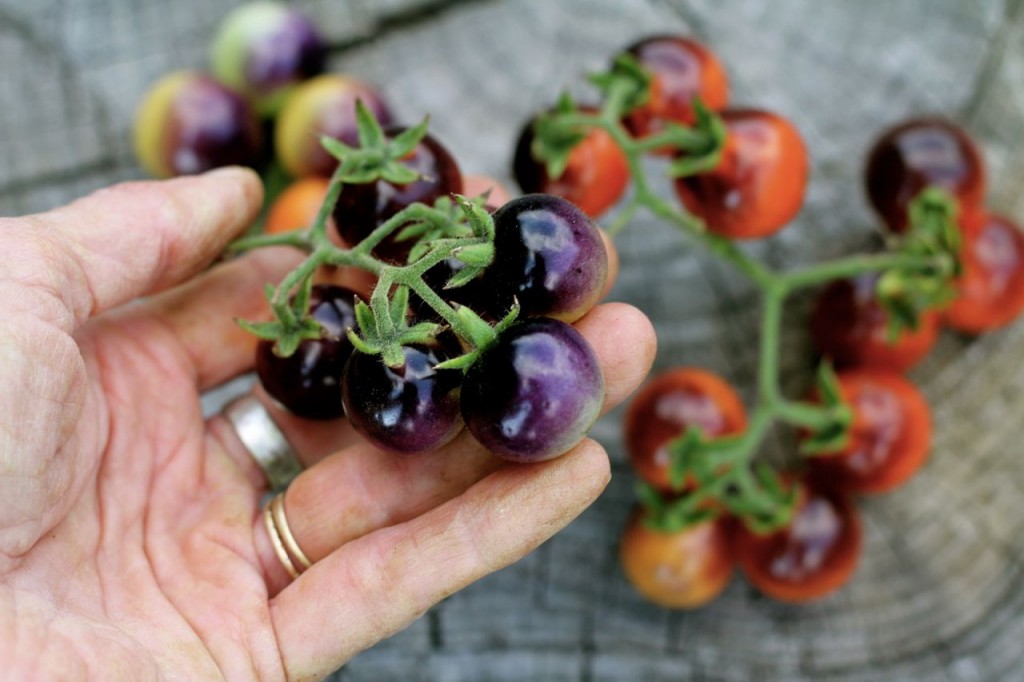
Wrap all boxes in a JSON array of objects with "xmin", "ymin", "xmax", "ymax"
[
  {"xmin": 6, "ymin": 168, "xmax": 262, "ymax": 332},
  {"xmin": 599, "ymin": 228, "xmax": 619, "ymax": 299},
  {"xmin": 462, "ymin": 174, "xmax": 511, "ymax": 205},
  {"xmin": 249, "ymin": 302, "xmax": 654, "ymax": 580},
  {"xmin": 138, "ymin": 247, "xmax": 305, "ymax": 390},
  {"xmin": 271, "ymin": 438, "xmax": 611, "ymax": 678}
]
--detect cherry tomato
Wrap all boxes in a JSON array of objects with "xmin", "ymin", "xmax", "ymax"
[
  {"xmin": 275, "ymin": 75, "xmax": 393, "ymax": 177},
  {"xmin": 864, "ymin": 118, "xmax": 985, "ymax": 233},
  {"xmin": 620, "ymin": 509, "xmax": 734, "ymax": 609},
  {"xmin": 332, "ymin": 127, "xmax": 462, "ymax": 262},
  {"xmin": 624, "ymin": 368, "xmax": 747, "ymax": 492},
  {"xmin": 134, "ymin": 71, "xmax": 262, "ymax": 178},
  {"xmin": 810, "ymin": 274, "xmax": 939, "ymax": 372},
  {"xmin": 265, "ymin": 177, "xmax": 330, "ymax": 235},
  {"xmin": 673, "ymin": 109, "xmax": 808, "ymax": 239},
  {"xmin": 944, "ymin": 213, "xmax": 1024, "ymax": 333},
  {"xmin": 512, "ymin": 109, "xmax": 630, "ymax": 218},
  {"xmin": 734, "ymin": 480, "xmax": 861, "ymax": 603},
  {"xmin": 210, "ymin": 2, "xmax": 326, "ymax": 116},
  {"xmin": 621, "ymin": 35, "xmax": 729, "ymax": 151},
  {"xmin": 806, "ymin": 369, "xmax": 931, "ymax": 494}
]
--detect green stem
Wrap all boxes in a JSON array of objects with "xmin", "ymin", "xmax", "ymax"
[
  {"xmin": 757, "ymin": 287, "xmax": 785, "ymax": 406},
  {"xmin": 778, "ymin": 252, "xmax": 952, "ymax": 291},
  {"xmin": 228, "ymin": 231, "xmax": 312, "ymax": 252},
  {"xmin": 773, "ymin": 400, "xmax": 852, "ymax": 431}
]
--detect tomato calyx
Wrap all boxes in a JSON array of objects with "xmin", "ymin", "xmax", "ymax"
[
  {"xmin": 321, "ymin": 100, "xmax": 430, "ymax": 187},
  {"xmin": 798, "ymin": 363, "xmax": 855, "ymax": 456},
  {"xmin": 237, "ymin": 277, "xmax": 327, "ymax": 358}
]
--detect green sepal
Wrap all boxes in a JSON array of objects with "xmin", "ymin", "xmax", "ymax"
[
  {"xmin": 354, "ymin": 99, "xmax": 386, "ymax": 149},
  {"xmin": 432, "ymin": 352, "xmax": 479, "ymax": 372},
  {"xmin": 346, "ymin": 329, "xmax": 376, "ymax": 355},
  {"xmin": 396, "ymin": 321, "xmax": 444, "ymax": 346},
  {"xmin": 799, "ymin": 362, "xmax": 854, "ymax": 456},
  {"xmin": 235, "ymin": 318, "xmax": 284, "ymax": 341},
  {"xmin": 453, "ymin": 243, "xmax": 494, "ymax": 268},
  {"xmin": 455, "ymin": 194, "xmax": 495, "ymax": 239},
  {"xmin": 587, "ymin": 52, "xmax": 652, "ymax": 116},
  {"xmin": 380, "ymin": 343, "xmax": 406, "ymax": 368},
  {"xmin": 379, "ymin": 162, "xmax": 421, "ymax": 185},
  {"xmin": 388, "ymin": 116, "xmax": 430, "ymax": 159},
  {"xmin": 637, "ymin": 485, "xmax": 719, "ymax": 535},
  {"xmin": 530, "ymin": 94, "xmax": 586, "ymax": 181},
  {"xmin": 666, "ymin": 427, "xmax": 706, "ymax": 490},
  {"xmin": 389, "ymin": 285, "xmax": 410, "ymax": 328},
  {"xmin": 445, "ymin": 264, "xmax": 484, "ymax": 290},
  {"xmin": 454, "ymin": 304, "xmax": 498, "ymax": 348},
  {"xmin": 320, "ymin": 136, "xmax": 357, "ymax": 162},
  {"xmin": 666, "ymin": 100, "xmax": 728, "ymax": 178}
]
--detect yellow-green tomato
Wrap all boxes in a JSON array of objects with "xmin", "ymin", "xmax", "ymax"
[
  {"xmin": 210, "ymin": 1, "xmax": 327, "ymax": 116},
  {"xmin": 133, "ymin": 71, "xmax": 262, "ymax": 178},
  {"xmin": 274, "ymin": 74, "xmax": 392, "ymax": 177}
]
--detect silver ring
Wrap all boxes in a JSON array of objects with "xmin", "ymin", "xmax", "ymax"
[{"xmin": 222, "ymin": 396, "xmax": 303, "ymax": 491}]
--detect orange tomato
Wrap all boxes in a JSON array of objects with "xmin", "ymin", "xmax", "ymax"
[{"xmin": 265, "ymin": 177, "xmax": 330, "ymax": 236}]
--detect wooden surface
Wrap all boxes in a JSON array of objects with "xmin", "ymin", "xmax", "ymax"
[{"xmin": 3, "ymin": 0, "xmax": 1024, "ymax": 680}]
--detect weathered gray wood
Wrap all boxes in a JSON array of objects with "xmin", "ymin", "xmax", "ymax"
[{"xmin": 2, "ymin": 0, "xmax": 1024, "ymax": 680}]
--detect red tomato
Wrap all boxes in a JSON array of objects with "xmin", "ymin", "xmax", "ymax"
[
  {"xmin": 265, "ymin": 177, "xmax": 330, "ymax": 235},
  {"xmin": 620, "ymin": 509, "xmax": 734, "ymax": 609},
  {"xmin": 806, "ymin": 369, "xmax": 931, "ymax": 494},
  {"xmin": 622, "ymin": 35, "xmax": 729, "ymax": 153},
  {"xmin": 734, "ymin": 480, "xmax": 861, "ymax": 603},
  {"xmin": 944, "ymin": 213, "xmax": 1024, "ymax": 333},
  {"xmin": 864, "ymin": 118, "xmax": 985, "ymax": 234},
  {"xmin": 624, "ymin": 368, "xmax": 747, "ymax": 492},
  {"xmin": 512, "ymin": 110, "xmax": 630, "ymax": 219},
  {"xmin": 810, "ymin": 274, "xmax": 939, "ymax": 372},
  {"xmin": 673, "ymin": 109, "xmax": 808, "ymax": 239}
]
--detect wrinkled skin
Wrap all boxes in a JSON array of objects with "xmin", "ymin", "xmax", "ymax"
[{"xmin": 0, "ymin": 169, "xmax": 655, "ymax": 680}]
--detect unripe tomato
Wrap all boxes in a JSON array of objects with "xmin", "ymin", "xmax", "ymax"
[
  {"xmin": 275, "ymin": 75, "xmax": 393, "ymax": 177},
  {"xmin": 810, "ymin": 274, "xmax": 939, "ymax": 372},
  {"xmin": 620, "ymin": 509, "xmax": 734, "ymax": 609},
  {"xmin": 621, "ymin": 35, "xmax": 729, "ymax": 150},
  {"xmin": 805, "ymin": 369, "xmax": 931, "ymax": 494},
  {"xmin": 210, "ymin": 1, "xmax": 327, "ymax": 116},
  {"xmin": 513, "ymin": 110, "xmax": 629, "ymax": 219},
  {"xmin": 673, "ymin": 109, "xmax": 808, "ymax": 239},
  {"xmin": 734, "ymin": 479, "xmax": 861, "ymax": 603},
  {"xmin": 133, "ymin": 71, "xmax": 262, "ymax": 178},
  {"xmin": 864, "ymin": 118, "xmax": 985, "ymax": 233},
  {"xmin": 944, "ymin": 213, "xmax": 1024, "ymax": 333},
  {"xmin": 624, "ymin": 368, "xmax": 746, "ymax": 492}
]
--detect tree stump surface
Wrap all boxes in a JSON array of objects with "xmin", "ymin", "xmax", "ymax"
[{"xmin": 2, "ymin": 1, "xmax": 1024, "ymax": 680}]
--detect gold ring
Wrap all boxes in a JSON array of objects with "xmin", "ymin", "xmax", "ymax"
[{"xmin": 263, "ymin": 491, "xmax": 311, "ymax": 580}]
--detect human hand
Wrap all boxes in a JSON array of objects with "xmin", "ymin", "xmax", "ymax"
[{"xmin": 0, "ymin": 168, "xmax": 655, "ymax": 680}]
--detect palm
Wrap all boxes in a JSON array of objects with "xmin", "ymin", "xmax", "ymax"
[{"xmin": 0, "ymin": 170, "xmax": 654, "ymax": 681}]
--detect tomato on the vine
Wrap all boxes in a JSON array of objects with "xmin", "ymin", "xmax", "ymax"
[
  {"xmin": 265, "ymin": 177, "xmax": 330, "ymax": 235},
  {"xmin": 734, "ymin": 479, "xmax": 861, "ymax": 603},
  {"xmin": 332, "ymin": 127, "xmax": 462, "ymax": 262},
  {"xmin": 864, "ymin": 118, "xmax": 985, "ymax": 233},
  {"xmin": 255, "ymin": 284, "xmax": 358, "ymax": 420},
  {"xmin": 673, "ymin": 109, "xmax": 808, "ymax": 239},
  {"xmin": 620, "ymin": 509, "xmax": 734, "ymax": 609},
  {"xmin": 806, "ymin": 369, "xmax": 931, "ymax": 494},
  {"xmin": 621, "ymin": 35, "xmax": 729, "ymax": 149},
  {"xmin": 944, "ymin": 213, "xmax": 1024, "ymax": 333},
  {"xmin": 810, "ymin": 274, "xmax": 939, "ymax": 372},
  {"xmin": 513, "ymin": 110, "xmax": 629, "ymax": 219},
  {"xmin": 624, "ymin": 368, "xmax": 746, "ymax": 492}
]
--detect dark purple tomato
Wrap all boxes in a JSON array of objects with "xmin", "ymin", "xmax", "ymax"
[
  {"xmin": 133, "ymin": 71, "xmax": 262, "ymax": 178},
  {"xmin": 864, "ymin": 118, "xmax": 985, "ymax": 233},
  {"xmin": 482, "ymin": 194, "xmax": 608, "ymax": 323},
  {"xmin": 332, "ymin": 127, "xmax": 463, "ymax": 261},
  {"xmin": 210, "ymin": 2, "xmax": 327, "ymax": 116},
  {"xmin": 342, "ymin": 345, "xmax": 463, "ymax": 453},
  {"xmin": 274, "ymin": 75, "xmax": 393, "ymax": 177},
  {"xmin": 461, "ymin": 318, "xmax": 605, "ymax": 463},
  {"xmin": 256, "ymin": 285, "xmax": 358, "ymax": 420}
]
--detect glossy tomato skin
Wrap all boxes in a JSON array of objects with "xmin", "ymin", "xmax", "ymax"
[
  {"xmin": 275, "ymin": 75, "xmax": 393, "ymax": 177},
  {"xmin": 342, "ymin": 345, "xmax": 463, "ymax": 453},
  {"xmin": 734, "ymin": 480, "xmax": 862, "ymax": 603},
  {"xmin": 807, "ymin": 370, "xmax": 931, "ymax": 494},
  {"xmin": 512, "ymin": 110, "xmax": 629, "ymax": 218},
  {"xmin": 332, "ymin": 127, "xmax": 462, "ymax": 262},
  {"xmin": 624, "ymin": 368, "xmax": 747, "ymax": 492},
  {"xmin": 673, "ymin": 109, "xmax": 808, "ymax": 239},
  {"xmin": 865, "ymin": 118, "xmax": 985, "ymax": 233},
  {"xmin": 810, "ymin": 274, "xmax": 939, "ymax": 372},
  {"xmin": 134, "ymin": 71, "xmax": 262, "ymax": 178},
  {"xmin": 461, "ymin": 318, "xmax": 604, "ymax": 463},
  {"xmin": 622, "ymin": 35, "xmax": 729, "ymax": 146},
  {"xmin": 944, "ymin": 213, "xmax": 1024, "ymax": 333},
  {"xmin": 210, "ymin": 2, "xmax": 326, "ymax": 116},
  {"xmin": 483, "ymin": 194, "xmax": 608, "ymax": 323},
  {"xmin": 265, "ymin": 176, "xmax": 330, "ymax": 235},
  {"xmin": 620, "ymin": 509, "xmax": 734, "ymax": 609},
  {"xmin": 255, "ymin": 285, "xmax": 358, "ymax": 420}
]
